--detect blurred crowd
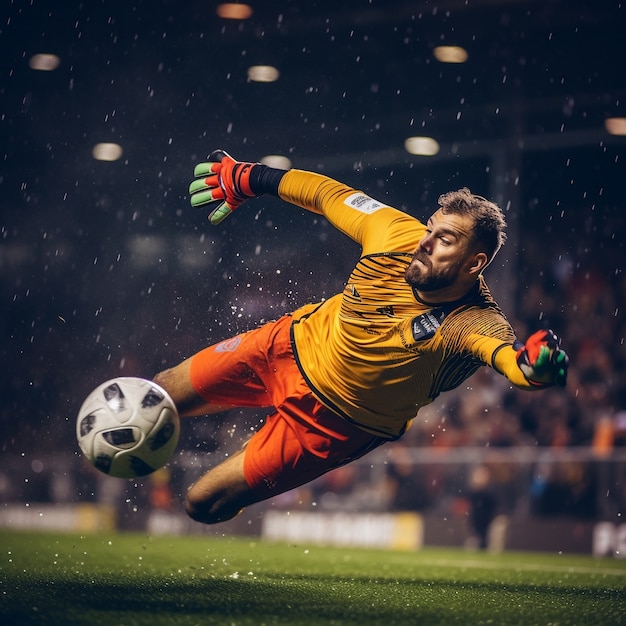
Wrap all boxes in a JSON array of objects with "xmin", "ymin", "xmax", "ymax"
[{"xmin": 2, "ymin": 174, "xmax": 625, "ymax": 528}]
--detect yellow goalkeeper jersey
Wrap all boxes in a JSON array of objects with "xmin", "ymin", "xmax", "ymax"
[{"xmin": 278, "ymin": 169, "xmax": 531, "ymax": 438}]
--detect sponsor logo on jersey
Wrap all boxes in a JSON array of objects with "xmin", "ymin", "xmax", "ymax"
[
  {"xmin": 344, "ymin": 193, "xmax": 385, "ymax": 214},
  {"xmin": 376, "ymin": 305, "xmax": 395, "ymax": 317},
  {"xmin": 411, "ymin": 309, "xmax": 447, "ymax": 341}
]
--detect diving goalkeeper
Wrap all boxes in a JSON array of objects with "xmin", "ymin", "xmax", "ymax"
[{"xmin": 153, "ymin": 150, "xmax": 569, "ymax": 525}]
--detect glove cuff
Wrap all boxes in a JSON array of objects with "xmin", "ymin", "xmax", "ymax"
[{"xmin": 249, "ymin": 165, "xmax": 287, "ymax": 196}]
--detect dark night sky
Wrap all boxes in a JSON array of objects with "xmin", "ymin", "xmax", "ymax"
[{"xmin": 1, "ymin": 0, "xmax": 625, "ymax": 452}]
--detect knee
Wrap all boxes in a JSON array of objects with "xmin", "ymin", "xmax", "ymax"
[
  {"xmin": 184, "ymin": 488, "xmax": 241, "ymax": 525},
  {"xmin": 184, "ymin": 494, "xmax": 211, "ymax": 524},
  {"xmin": 183, "ymin": 451, "xmax": 251, "ymax": 525},
  {"xmin": 184, "ymin": 486, "xmax": 213, "ymax": 524}
]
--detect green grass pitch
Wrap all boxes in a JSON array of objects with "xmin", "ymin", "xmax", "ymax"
[{"xmin": 1, "ymin": 530, "xmax": 625, "ymax": 625}]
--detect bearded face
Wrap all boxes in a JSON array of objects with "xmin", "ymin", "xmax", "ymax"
[
  {"xmin": 405, "ymin": 248, "xmax": 465, "ymax": 292},
  {"xmin": 405, "ymin": 210, "xmax": 482, "ymax": 298}
]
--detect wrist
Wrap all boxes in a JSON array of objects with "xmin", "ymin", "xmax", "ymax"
[{"xmin": 249, "ymin": 165, "xmax": 287, "ymax": 196}]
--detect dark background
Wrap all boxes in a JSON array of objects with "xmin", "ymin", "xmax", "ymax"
[{"xmin": 1, "ymin": 0, "xmax": 624, "ymax": 456}]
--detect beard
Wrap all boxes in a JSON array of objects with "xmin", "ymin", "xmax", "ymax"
[{"xmin": 405, "ymin": 252, "xmax": 459, "ymax": 292}]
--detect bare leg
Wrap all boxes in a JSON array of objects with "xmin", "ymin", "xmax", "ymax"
[
  {"xmin": 183, "ymin": 448, "xmax": 265, "ymax": 524},
  {"xmin": 153, "ymin": 359, "xmax": 261, "ymax": 524},
  {"xmin": 153, "ymin": 358, "xmax": 232, "ymax": 417}
]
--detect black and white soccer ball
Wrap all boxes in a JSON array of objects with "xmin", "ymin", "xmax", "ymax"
[{"xmin": 76, "ymin": 377, "xmax": 180, "ymax": 479}]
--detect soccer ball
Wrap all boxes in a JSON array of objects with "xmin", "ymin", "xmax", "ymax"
[{"xmin": 76, "ymin": 377, "xmax": 180, "ymax": 479}]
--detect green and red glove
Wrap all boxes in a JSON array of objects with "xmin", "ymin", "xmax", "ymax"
[
  {"xmin": 188, "ymin": 150, "xmax": 260, "ymax": 224},
  {"xmin": 515, "ymin": 329, "xmax": 569, "ymax": 388}
]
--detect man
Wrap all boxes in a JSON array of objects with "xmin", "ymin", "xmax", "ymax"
[{"xmin": 153, "ymin": 150, "xmax": 569, "ymax": 525}]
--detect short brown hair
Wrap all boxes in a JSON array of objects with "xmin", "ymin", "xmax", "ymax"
[{"xmin": 438, "ymin": 188, "xmax": 507, "ymax": 264}]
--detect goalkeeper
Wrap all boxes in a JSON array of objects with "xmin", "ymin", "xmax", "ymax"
[{"xmin": 153, "ymin": 150, "xmax": 569, "ymax": 525}]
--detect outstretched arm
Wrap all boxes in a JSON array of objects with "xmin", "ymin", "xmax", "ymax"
[
  {"xmin": 188, "ymin": 150, "xmax": 417, "ymax": 251},
  {"xmin": 188, "ymin": 149, "xmax": 373, "ymax": 224},
  {"xmin": 493, "ymin": 329, "xmax": 569, "ymax": 389}
]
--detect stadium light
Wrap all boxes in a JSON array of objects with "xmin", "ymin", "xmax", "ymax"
[
  {"xmin": 216, "ymin": 3, "xmax": 253, "ymax": 19},
  {"xmin": 92, "ymin": 143, "xmax": 123, "ymax": 161},
  {"xmin": 433, "ymin": 45, "xmax": 468, "ymax": 64},
  {"xmin": 247, "ymin": 65, "xmax": 280, "ymax": 83},
  {"xmin": 605, "ymin": 117, "xmax": 626, "ymax": 136},
  {"xmin": 29, "ymin": 53, "xmax": 61, "ymax": 71},
  {"xmin": 404, "ymin": 136, "xmax": 440, "ymax": 156},
  {"xmin": 261, "ymin": 155, "xmax": 292, "ymax": 169}
]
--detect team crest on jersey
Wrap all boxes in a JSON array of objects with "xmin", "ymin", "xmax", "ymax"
[
  {"xmin": 214, "ymin": 336, "xmax": 242, "ymax": 352},
  {"xmin": 411, "ymin": 308, "xmax": 447, "ymax": 341}
]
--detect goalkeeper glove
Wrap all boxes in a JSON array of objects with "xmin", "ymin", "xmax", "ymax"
[
  {"xmin": 189, "ymin": 149, "xmax": 259, "ymax": 224},
  {"xmin": 515, "ymin": 329, "xmax": 569, "ymax": 388}
]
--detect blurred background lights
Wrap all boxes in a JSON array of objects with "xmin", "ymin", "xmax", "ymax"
[
  {"xmin": 29, "ymin": 53, "xmax": 61, "ymax": 71},
  {"xmin": 216, "ymin": 3, "xmax": 253, "ymax": 19},
  {"xmin": 261, "ymin": 155, "xmax": 292, "ymax": 169},
  {"xmin": 127, "ymin": 235, "xmax": 166, "ymax": 269},
  {"xmin": 404, "ymin": 136, "xmax": 440, "ymax": 156},
  {"xmin": 604, "ymin": 117, "xmax": 626, "ymax": 136},
  {"xmin": 247, "ymin": 65, "xmax": 280, "ymax": 83},
  {"xmin": 92, "ymin": 142, "xmax": 123, "ymax": 161},
  {"xmin": 433, "ymin": 45, "xmax": 469, "ymax": 63}
]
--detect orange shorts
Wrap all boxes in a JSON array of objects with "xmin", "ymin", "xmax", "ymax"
[{"xmin": 189, "ymin": 315, "xmax": 386, "ymax": 496}]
